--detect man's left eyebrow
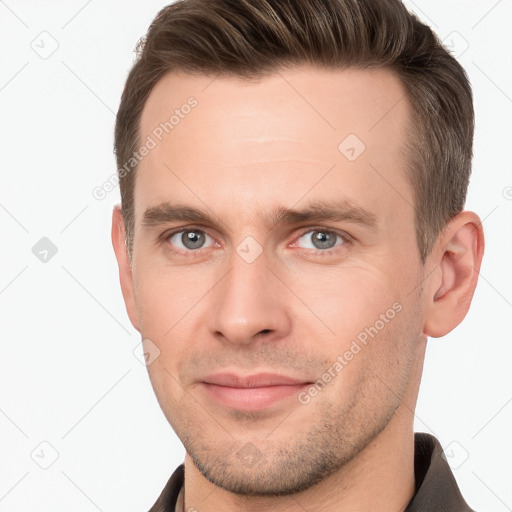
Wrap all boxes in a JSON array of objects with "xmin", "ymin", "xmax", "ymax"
[{"xmin": 266, "ymin": 200, "xmax": 378, "ymax": 230}]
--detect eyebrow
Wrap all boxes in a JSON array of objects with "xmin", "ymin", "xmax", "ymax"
[{"xmin": 141, "ymin": 199, "xmax": 378, "ymax": 231}]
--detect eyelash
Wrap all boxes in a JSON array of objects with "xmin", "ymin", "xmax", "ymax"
[
  {"xmin": 294, "ymin": 227, "xmax": 350, "ymax": 257},
  {"xmin": 160, "ymin": 226, "xmax": 351, "ymax": 258}
]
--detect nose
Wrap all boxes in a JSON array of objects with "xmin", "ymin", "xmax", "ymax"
[{"xmin": 206, "ymin": 249, "xmax": 292, "ymax": 346}]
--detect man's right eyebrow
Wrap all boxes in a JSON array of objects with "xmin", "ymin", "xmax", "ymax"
[{"xmin": 141, "ymin": 204, "xmax": 215, "ymax": 227}]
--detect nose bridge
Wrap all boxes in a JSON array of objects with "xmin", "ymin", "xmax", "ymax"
[{"xmin": 207, "ymin": 247, "xmax": 290, "ymax": 345}]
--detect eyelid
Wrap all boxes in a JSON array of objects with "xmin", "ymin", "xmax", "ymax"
[
  {"xmin": 160, "ymin": 225, "xmax": 217, "ymax": 242},
  {"xmin": 293, "ymin": 226, "xmax": 353, "ymax": 244}
]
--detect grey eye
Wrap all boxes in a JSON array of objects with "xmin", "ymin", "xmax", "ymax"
[
  {"xmin": 297, "ymin": 230, "xmax": 344, "ymax": 250},
  {"xmin": 169, "ymin": 230, "xmax": 213, "ymax": 250}
]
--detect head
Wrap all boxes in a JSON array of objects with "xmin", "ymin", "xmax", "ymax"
[{"xmin": 112, "ymin": 0, "xmax": 484, "ymax": 497}]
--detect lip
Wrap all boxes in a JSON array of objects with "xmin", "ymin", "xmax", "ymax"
[{"xmin": 199, "ymin": 372, "xmax": 311, "ymax": 411}]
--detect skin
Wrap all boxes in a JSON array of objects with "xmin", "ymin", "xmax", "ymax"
[{"xmin": 112, "ymin": 66, "xmax": 484, "ymax": 512}]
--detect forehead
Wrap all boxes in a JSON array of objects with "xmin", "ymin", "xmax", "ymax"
[{"xmin": 136, "ymin": 66, "xmax": 413, "ymax": 232}]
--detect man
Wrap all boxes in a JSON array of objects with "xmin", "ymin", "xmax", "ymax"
[{"xmin": 111, "ymin": 0, "xmax": 484, "ymax": 510}]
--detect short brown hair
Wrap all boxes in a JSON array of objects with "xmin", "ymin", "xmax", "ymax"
[{"xmin": 114, "ymin": 0, "xmax": 474, "ymax": 263}]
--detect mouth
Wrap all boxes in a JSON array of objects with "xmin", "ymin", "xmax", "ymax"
[{"xmin": 199, "ymin": 372, "xmax": 312, "ymax": 411}]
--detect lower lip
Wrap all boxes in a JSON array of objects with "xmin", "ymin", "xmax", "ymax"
[{"xmin": 201, "ymin": 383, "xmax": 309, "ymax": 411}]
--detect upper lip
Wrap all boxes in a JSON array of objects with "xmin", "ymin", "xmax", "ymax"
[{"xmin": 201, "ymin": 372, "xmax": 310, "ymax": 388}]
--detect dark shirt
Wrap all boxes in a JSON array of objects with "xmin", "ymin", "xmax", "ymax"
[{"xmin": 148, "ymin": 432, "xmax": 475, "ymax": 512}]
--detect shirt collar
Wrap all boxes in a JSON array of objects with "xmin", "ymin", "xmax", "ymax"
[{"xmin": 405, "ymin": 433, "xmax": 474, "ymax": 511}]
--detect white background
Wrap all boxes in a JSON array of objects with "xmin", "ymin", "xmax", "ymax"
[{"xmin": 1, "ymin": 1, "xmax": 511, "ymax": 510}]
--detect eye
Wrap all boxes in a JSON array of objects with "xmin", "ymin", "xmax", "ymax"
[
  {"xmin": 167, "ymin": 229, "xmax": 215, "ymax": 252},
  {"xmin": 295, "ymin": 229, "xmax": 347, "ymax": 252}
]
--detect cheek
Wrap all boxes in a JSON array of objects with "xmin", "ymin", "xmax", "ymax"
[
  {"xmin": 145, "ymin": 357, "xmax": 188, "ymax": 434},
  {"xmin": 133, "ymin": 264, "xmax": 220, "ymax": 396},
  {"xmin": 136, "ymin": 271, "xmax": 196, "ymax": 411},
  {"xmin": 288, "ymin": 263, "xmax": 403, "ymax": 344},
  {"xmin": 315, "ymin": 296, "xmax": 417, "ymax": 415},
  {"xmin": 133, "ymin": 261, "xmax": 205, "ymax": 338}
]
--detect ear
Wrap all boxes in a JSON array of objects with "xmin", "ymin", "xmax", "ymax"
[
  {"xmin": 111, "ymin": 205, "xmax": 140, "ymax": 333},
  {"xmin": 423, "ymin": 210, "xmax": 485, "ymax": 338}
]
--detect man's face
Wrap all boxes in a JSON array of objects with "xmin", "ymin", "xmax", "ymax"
[{"xmin": 126, "ymin": 66, "xmax": 428, "ymax": 494}]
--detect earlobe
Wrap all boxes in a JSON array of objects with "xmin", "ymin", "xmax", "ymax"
[
  {"xmin": 423, "ymin": 211, "xmax": 485, "ymax": 338},
  {"xmin": 111, "ymin": 205, "xmax": 140, "ymax": 333}
]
